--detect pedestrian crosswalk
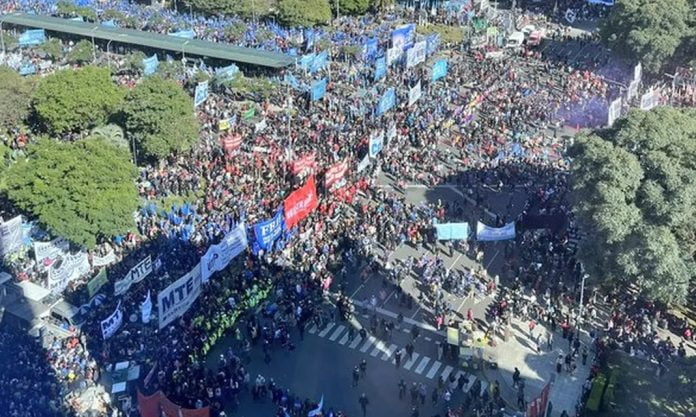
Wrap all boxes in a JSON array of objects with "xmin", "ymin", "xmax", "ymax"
[{"xmin": 306, "ymin": 322, "xmax": 488, "ymax": 392}]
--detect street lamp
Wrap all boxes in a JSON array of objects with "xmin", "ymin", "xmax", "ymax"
[{"xmin": 577, "ymin": 273, "xmax": 588, "ymax": 335}]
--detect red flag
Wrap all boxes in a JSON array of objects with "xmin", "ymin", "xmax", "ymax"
[
  {"xmin": 284, "ymin": 176, "xmax": 319, "ymax": 229},
  {"xmin": 324, "ymin": 160, "xmax": 348, "ymax": 191}
]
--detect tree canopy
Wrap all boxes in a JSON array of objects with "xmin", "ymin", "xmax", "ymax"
[
  {"xmin": 600, "ymin": 0, "xmax": 692, "ymax": 72},
  {"xmin": 4, "ymin": 137, "xmax": 138, "ymax": 248},
  {"xmin": 277, "ymin": 0, "xmax": 332, "ymax": 26},
  {"xmin": 183, "ymin": 0, "xmax": 275, "ymax": 18},
  {"xmin": 0, "ymin": 66, "xmax": 36, "ymax": 131},
  {"xmin": 32, "ymin": 66, "xmax": 124, "ymax": 135},
  {"xmin": 337, "ymin": 0, "xmax": 371, "ymax": 15},
  {"xmin": 570, "ymin": 107, "xmax": 696, "ymax": 305},
  {"xmin": 120, "ymin": 76, "xmax": 199, "ymax": 160}
]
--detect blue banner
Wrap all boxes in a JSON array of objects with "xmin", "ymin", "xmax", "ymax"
[
  {"xmin": 18, "ymin": 63, "xmax": 36, "ymax": 76},
  {"xmin": 374, "ymin": 57, "xmax": 386, "ymax": 81},
  {"xmin": 426, "ymin": 33, "xmax": 440, "ymax": 55},
  {"xmin": 434, "ymin": 223, "xmax": 469, "ymax": 240},
  {"xmin": 142, "ymin": 55, "xmax": 159, "ymax": 75},
  {"xmin": 299, "ymin": 53, "xmax": 315, "ymax": 70},
  {"xmin": 311, "ymin": 79, "xmax": 327, "ymax": 101},
  {"xmin": 363, "ymin": 38, "xmax": 378, "ymax": 60},
  {"xmin": 376, "ymin": 88, "xmax": 396, "ymax": 116},
  {"xmin": 101, "ymin": 19, "xmax": 118, "ymax": 27},
  {"xmin": 253, "ymin": 208, "xmax": 284, "ymax": 250},
  {"xmin": 169, "ymin": 29, "xmax": 195, "ymax": 39},
  {"xmin": 476, "ymin": 221, "xmax": 516, "ymax": 241},
  {"xmin": 310, "ymin": 51, "xmax": 328, "ymax": 73},
  {"xmin": 391, "ymin": 24, "xmax": 415, "ymax": 51},
  {"xmin": 305, "ymin": 29, "xmax": 315, "ymax": 51},
  {"xmin": 369, "ymin": 131, "xmax": 384, "ymax": 157},
  {"xmin": 216, "ymin": 64, "xmax": 239, "ymax": 81},
  {"xmin": 18, "ymin": 29, "xmax": 46, "ymax": 46},
  {"xmin": 587, "ymin": 0, "xmax": 614, "ymax": 5},
  {"xmin": 194, "ymin": 81, "xmax": 209, "ymax": 107},
  {"xmin": 432, "ymin": 59, "xmax": 448, "ymax": 81}
]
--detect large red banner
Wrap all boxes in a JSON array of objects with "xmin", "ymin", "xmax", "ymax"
[
  {"xmin": 138, "ymin": 391, "xmax": 209, "ymax": 417},
  {"xmin": 284, "ymin": 176, "xmax": 319, "ymax": 229},
  {"xmin": 292, "ymin": 153, "xmax": 316, "ymax": 175},
  {"xmin": 526, "ymin": 382, "xmax": 551, "ymax": 417},
  {"xmin": 324, "ymin": 160, "xmax": 348, "ymax": 190},
  {"xmin": 221, "ymin": 134, "xmax": 242, "ymax": 156}
]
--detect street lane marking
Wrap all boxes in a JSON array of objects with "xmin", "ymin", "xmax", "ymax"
[
  {"xmin": 349, "ymin": 336, "xmax": 363, "ymax": 349},
  {"xmin": 338, "ymin": 331, "xmax": 351, "ymax": 345},
  {"xmin": 318, "ymin": 323, "xmax": 335, "ymax": 338},
  {"xmin": 360, "ymin": 336, "xmax": 376, "ymax": 353},
  {"xmin": 440, "ymin": 365, "xmax": 454, "ymax": 381},
  {"xmin": 414, "ymin": 356, "xmax": 431, "ymax": 374},
  {"xmin": 329, "ymin": 325, "xmax": 345, "ymax": 341},
  {"xmin": 308, "ymin": 324, "xmax": 318, "ymax": 334},
  {"xmin": 426, "ymin": 361, "xmax": 442, "ymax": 379},
  {"xmin": 381, "ymin": 344, "xmax": 398, "ymax": 361},
  {"xmin": 446, "ymin": 253, "xmax": 463, "ymax": 273},
  {"xmin": 403, "ymin": 352, "xmax": 420, "ymax": 370},
  {"xmin": 370, "ymin": 340, "xmax": 387, "ymax": 357}
]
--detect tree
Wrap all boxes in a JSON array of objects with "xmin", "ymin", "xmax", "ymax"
[
  {"xmin": 38, "ymin": 38, "xmax": 64, "ymax": 61},
  {"xmin": 32, "ymin": 66, "xmax": 124, "ymax": 135},
  {"xmin": 0, "ymin": 66, "xmax": 36, "ymax": 131},
  {"xmin": 570, "ymin": 107, "xmax": 696, "ymax": 305},
  {"xmin": 183, "ymin": 0, "xmax": 275, "ymax": 18},
  {"xmin": 337, "ymin": 0, "xmax": 371, "ymax": 15},
  {"xmin": 66, "ymin": 39, "xmax": 94, "ymax": 64},
  {"xmin": 600, "ymin": 0, "xmax": 691, "ymax": 72},
  {"xmin": 120, "ymin": 76, "xmax": 199, "ymax": 160},
  {"xmin": 277, "ymin": 0, "xmax": 331, "ymax": 26},
  {"xmin": 4, "ymin": 137, "xmax": 138, "ymax": 248},
  {"xmin": 90, "ymin": 124, "xmax": 128, "ymax": 150}
]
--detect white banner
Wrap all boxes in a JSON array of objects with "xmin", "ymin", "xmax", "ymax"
[
  {"xmin": 158, "ymin": 263, "xmax": 203, "ymax": 329},
  {"xmin": 476, "ymin": 221, "xmax": 516, "ymax": 241},
  {"xmin": 141, "ymin": 290, "xmax": 152, "ymax": 324},
  {"xmin": 254, "ymin": 119, "xmax": 267, "ymax": 133},
  {"xmin": 0, "ymin": 216, "xmax": 23, "ymax": 257},
  {"xmin": 640, "ymin": 89, "xmax": 658, "ymax": 111},
  {"xmin": 357, "ymin": 154, "xmax": 371, "ymax": 173},
  {"xmin": 408, "ymin": 81, "xmax": 422, "ymax": 106},
  {"xmin": 47, "ymin": 252, "xmax": 90, "ymax": 294},
  {"xmin": 386, "ymin": 124, "xmax": 397, "ymax": 144},
  {"xmin": 201, "ymin": 223, "xmax": 248, "ymax": 282},
  {"xmin": 101, "ymin": 300, "xmax": 123, "ymax": 339},
  {"xmin": 406, "ymin": 41, "xmax": 426, "ymax": 68},
  {"xmin": 627, "ymin": 79, "xmax": 640, "ymax": 100},
  {"xmin": 634, "ymin": 62, "xmax": 642, "ymax": 83},
  {"xmin": 386, "ymin": 47, "xmax": 400, "ymax": 66},
  {"xmin": 34, "ymin": 237, "xmax": 70, "ymax": 270},
  {"xmin": 92, "ymin": 249, "xmax": 117, "ymax": 267},
  {"xmin": 114, "ymin": 256, "xmax": 153, "ymax": 296},
  {"xmin": 607, "ymin": 97, "xmax": 622, "ymax": 127}
]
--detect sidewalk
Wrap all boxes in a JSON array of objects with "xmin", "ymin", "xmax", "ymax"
[{"xmin": 482, "ymin": 317, "xmax": 590, "ymax": 417}]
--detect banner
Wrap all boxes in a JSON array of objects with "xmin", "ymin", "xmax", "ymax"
[
  {"xmin": 386, "ymin": 47, "xmax": 400, "ymax": 66},
  {"xmin": 169, "ymin": 29, "xmax": 195, "ymax": 39},
  {"xmin": 325, "ymin": 160, "xmax": 348, "ymax": 191},
  {"xmin": 426, "ymin": 33, "xmax": 440, "ymax": 56},
  {"xmin": 376, "ymin": 88, "xmax": 396, "ymax": 116},
  {"xmin": 201, "ymin": 223, "xmax": 248, "ymax": 282},
  {"xmin": 432, "ymin": 59, "xmax": 448, "ymax": 81},
  {"xmin": 374, "ymin": 57, "xmax": 387, "ymax": 81},
  {"xmin": 0, "ymin": 216, "xmax": 23, "ymax": 257},
  {"xmin": 299, "ymin": 53, "xmax": 315, "ymax": 70},
  {"xmin": 627, "ymin": 79, "xmax": 640, "ymax": 100},
  {"xmin": 386, "ymin": 124, "xmax": 397, "ymax": 144},
  {"xmin": 406, "ymin": 41, "xmax": 426, "ymax": 68},
  {"xmin": 19, "ymin": 64, "xmax": 36, "ymax": 76},
  {"xmin": 102, "ymin": 19, "xmax": 118, "ymax": 27},
  {"xmin": 158, "ymin": 264, "xmax": 203, "ymax": 329},
  {"xmin": 310, "ymin": 51, "xmax": 328, "ymax": 73},
  {"xmin": 476, "ymin": 221, "xmax": 516, "ymax": 241},
  {"xmin": 141, "ymin": 290, "xmax": 152, "ymax": 324},
  {"xmin": 587, "ymin": 0, "xmax": 614, "ymax": 5},
  {"xmin": 216, "ymin": 64, "xmax": 239, "ymax": 81},
  {"xmin": 564, "ymin": 9, "xmax": 576, "ymax": 23},
  {"xmin": 408, "ymin": 81, "xmax": 422, "ymax": 106},
  {"xmin": 392, "ymin": 24, "xmax": 416, "ymax": 51},
  {"xmin": 253, "ymin": 209, "xmax": 284, "ymax": 250},
  {"xmin": 114, "ymin": 256, "xmax": 153, "ymax": 296},
  {"xmin": 18, "ymin": 29, "xmax": 46, "ymax": 46},
  {"xmin": 194, "ymin": 81, "xmax": 209, "ymax": 107},
  {"xmin": 357, "ymin": 154, "xmax": 371, "ymax": 173},
  {"xmin": 101, "ymin": 301, "xmax": 123, "ymax": 339},
  {"xmin": 143, "ymin": 55, "xmax": 159, "ymax": 75},
  {"xmin": 254, "ymin": 119, "xmax": 267, "ymax": 133},
  {"xmin": 633, "ymin": 63, "xmax": 642, "ymax": 83},
  {"xmin": 87, "ymin": 268, "xmax": 108, "ymax": 298},
  {"xmin": 284, "ymin": 176, "xmax": 319, "ymax": 229},
  {"xmin": 607, "ymin": 97, "xmax": 622, "ymax": 127},
  {"xmin": 92, "ymin": 250, "xmax": 116, "ymax": 267},
  {"xmin": 138, "ymin": 391, "xmax": 209, "ymax": 417},
  {"xmin": 363, "ymin": 38, "xmax": 378, "ymax": 60},
  {"xmin": 311, "ymin": 79, "xmax": 327, "ymax": 101},
  {"xmin": 48, "ymin": 252, "xmax": 90, "ymax": 294},
  {"xmin": 527, "ymin": 383, "xmax": 551, "ymax": 417},
  {"xmin": 369, "ymin": 131, "xmax": 384, "ymax": 158},
  {"xmin": 292, "ymin": 153, "xmax": 316, "ymax": 175},
  {"xmin": 435, "ymin": 223, "xmax": 470, "ymax": 240},
  {"xmin": 242, "ymin": 107, "xmax": 256, "ymax": 120},
  {"xmin": 640, "ymin": 89, "xmax": 658, "ymax": 111},
  {"xmin": 34, "ymin": 238, "xmax": 69, "ymax": 270},
  {"xmin": 222, "ymin": 134, "xmax": 243, "ymax": 155}
]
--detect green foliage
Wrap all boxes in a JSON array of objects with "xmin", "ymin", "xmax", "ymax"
[
  {"xmin": 277, "ymin": 0, "xmax": 331, "ymax": 26},
  {"xmin": 155, "ymin": 60, "xmax": 185, "ymax": 80},
  {"xmin": 183, "ymin": 0, "xmax": 275, "ymax": 18},
  {"xmin": 0, "ymin": 66, "xmax": 36, "ymax": 131},
  {"xmin": 586, "ymin": 373, "xmax": 607, "ymax": 411},
  {"xmin": 222, "ymin": 74, "xmax": 277, "ymax": 99},
  {"xmin": 418, "ymin": 23, "xmax": 465, "ymax": 44},
  {"xmin": 337, "ymin": 0, "xmax": 371, "ymax": 15},
  {"xmin": 570, "ymin": 108, "xmax": 696, "ymax": 305},
  {"xmin": 122, "ymin": 51, "xmax": 146, "ymax": 73},
  {"xmin": 90, "ymin": 124, "xmax": 128, "ymax": 150},
  {"xmin": 4, "ymin": 137, "xmax": 138, "ymax": 248},
  {"xmin": 55, "ymin": 0, "xmax": 97, "ymax": 21},
  {"xmin": 121, "ymin": 76, "xmax": 199, "ymax": 160},
  {"xmin": 600, "ymin": 0, "xmax": 691, "ymax": 72},
  {"xmin": 224, "ymin": 22, "xmax": 247, "ymax": 41},
  {"xmin": 340, "ymin": 44, "xmax": 362, "ymax": 60},
  {"xmin": 38, "ymin": 38, "xmax": 64, "ymax": 60},
  {"xmin": 66, "ymin": 39, "xmax": 94, "ymax": 64},
  {"xmin": 32, "ymin": 66, "xmax": 124, "ymax": 135}
]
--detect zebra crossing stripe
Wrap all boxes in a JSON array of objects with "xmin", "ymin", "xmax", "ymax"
[
  {"xmin": 348, "ymin": 335, "xmax": 363, "ymax": 349},
  {"xmin": 329, "ymin": 325, "xmax": 346, "ymax": 341},
  {"xmin": 426, "ymin": 361, "xmax": 442, "ymax": 379},
  {"xmin": 403, "ymin": 353, "xmax": 420, "ymax": 370},
  {"xmin": 479, "ymin": 381, "xmax": 489, "ymax": 397},
  {"xmin": 414, "ymin": 356, "xmax": 431, "ymax": 374},
  {"xmin": 360, "ymin": 336, "xmax": 377, "ymax": 353},
  {"xmin": 370, "ymin": 340, "xmax": 387, "ymax": 357},
  {"xmin": 338, "ymin": 331, "xmax": 351, "ymax": 345},
  {"xmin": 308, "ymin": 324, "xmax": 318, "ymax": 334},
  {"xmin": 440, "ymin": 365, "xmax": 454, "ymax": 382},
  {"xmin": 465, "ymin": 375, "xmax": 476, "ymax": 393},
  {"xmin": 318, "ymin": 323, "xmax": 336, "ymax": 338},
  {"xmin": 381, "ymin": 344, "xmax": 397, "ymax": 361}
]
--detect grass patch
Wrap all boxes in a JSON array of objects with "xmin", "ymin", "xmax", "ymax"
[{"xmin": 417, "ymin": 23, "xmax": 467, "ymax": 44}]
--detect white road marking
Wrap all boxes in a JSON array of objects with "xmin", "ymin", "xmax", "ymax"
[
  {"xmin": 440, "ymin": 365, "xmax": 454, "ymax": 381},
  {"xmin": 426, "ymin": 361, "xmax": 442, "ymax": 379},
  {"xmin": 318, "ymin": 323, "xmax": 336, "ymax": 338},
  {"xmin": 338, "ymin": 331, "xmax": 351, "ymax": 345},
  {"xmin": 308, "ymin": 324, "xmax": 318, "ymax": 334},
  {"xmin": 414, "ymin": 356, "xmax": 431, "ymax": 374},
  {"xmin": 360, "ymin": 336, "xmax": 377, "ymax": 353},
  {"xmin": 348, "ymin": 336, "xmax": 363, "ymax": 349},
  {"xmin": 329, "ymin": 325, "xmax": 346, "ymax": 341},
  {"xmin": 403, "ymin": 352, "xmax": 420, "ymax": 370},
  {"xmin": 370, "ymin": 340, "xmax": 388, "ymax": 357},
  {"xmin": 381, "ymin": 344, "xmax": 398, "ymax": 361}
]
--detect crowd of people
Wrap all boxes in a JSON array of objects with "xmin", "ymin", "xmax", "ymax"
[{"xmin": 1, "ymin": 0, "xmax": 693, "ymax": 417}]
